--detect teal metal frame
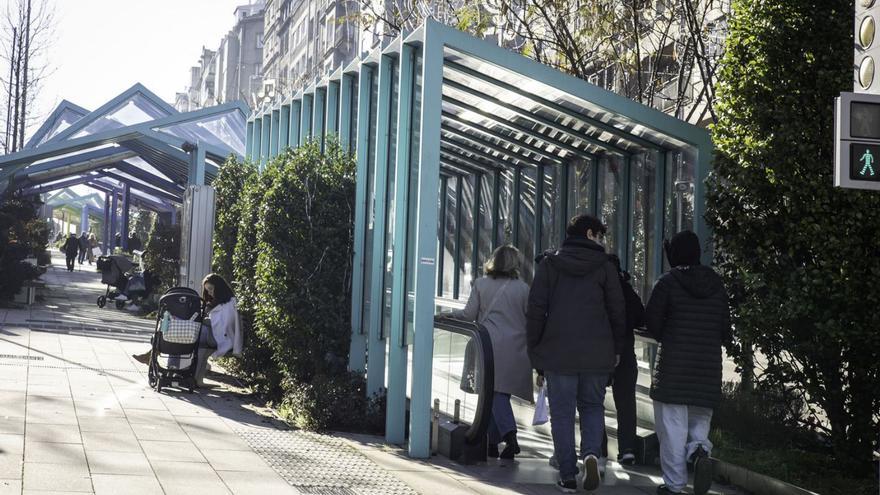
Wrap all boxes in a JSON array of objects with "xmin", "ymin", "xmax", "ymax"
[{"xmin": 244, "ymin": 18, "xmax": 713, "ymax": 459}]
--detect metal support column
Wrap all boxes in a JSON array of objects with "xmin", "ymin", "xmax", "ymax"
[
  {"xmin": 620, "ymin": 155, "xmax": 632, "ymax": 271},
  {"xmin": 313, "ymin": 87, "xmax": 326, "ymax": 152},
  {"xmin": 188, "ymin": 143, "xmax": 207, "ymax": 186},
  {"xmin": 591, "ymin": 157, "xmax": 601, "ymax": 216},
  {"xmin": 289, "ymin": 100, "xmax": 301, "ymax": 149},
  {"xmin": 472, "ymin": 171, "xmax": 482, "ymax": 280},
  {"xmin": 269, "ymin": 109, "xmax": 280, "ymax": 158},
  {"xmin": 260, "ymin": 114, "xmax": 270, "ymax": 168},
  {"xmin": 245, "ymin": 121, "xmax": 254, "ymax": 160},
  {"xmin": 109, "ymin": 192, "xmax": 118, "ymax": 252},
  {"xmin": 512, "ymin": 167, "xmax": 521, "ymax": 246},
  {"xmin": 386, "ymin": 42, "xmax": 416, "ymax": 445},
  {"xmin": 300, "ymin": 94, "xmax": 313, "ymax": 145},
  {"xmin": 437, "ymin": 176, "xmax": 447, "ymax": 296},
  {"xmin": 453, "ymin": 175, "xmax": 463, "ymax": 299},
  {"xmin": 103, "ymin": 193, "xmax": 110, "ymax": 253},
  {"xmin": 492, "ymin": 168, "xmax": 501, "ymax": 249},
  {"xmin": 252, "ymin": 118, "xmax": 263, "ymax": 165},
  {"xmin": 326, "ymin": 80, "xmax": 340, "ymax": 138},
  {"xmin": 408, "ymin": 23, "xmax": 443, "ymax": 459},
  {"xmin": 559, "ymin": 163, "xmax": 570, "ymax": 244},
  {"xmin": 348, "ymin": 65, "xmax": 374, "ymax": 374},
  {"xmin": 365, "ymin": 55, "xmax": 394, "ymax": 398},
  {"xmin": 121, "ymin": 184, "xmax": 130, "ymax": 251},
  {"xmin": 653, "ymin": 151, "xmax": 667, "ymax": 281},
  {"xmin": 279, "ymin": 105, "xmax": 291, "ymax": 151},
  {"xmin": 339, "ymin": 74, "xmax": 354, "ymax": 152},
  {"xmin": 535, "ymin": 165, "xmax": 545, "ymax": 254},
  {"xmin": 80, "ymin": 206, "xmax": 89, "ymax": 234}
]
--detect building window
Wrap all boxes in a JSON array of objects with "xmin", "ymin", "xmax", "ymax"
[{"xmin": 257, "ymin": 32, "xmax": 264, "ymax": 49}]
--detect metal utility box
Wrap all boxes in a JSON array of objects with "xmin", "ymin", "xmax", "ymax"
[{"xmin": 179, "ymin": 185, "xmax": 216, "ymax": 291}]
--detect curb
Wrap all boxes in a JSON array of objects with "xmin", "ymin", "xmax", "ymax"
[{"xmin": 712, "ymin": 458, "xmax": 820, "ymax": 495}]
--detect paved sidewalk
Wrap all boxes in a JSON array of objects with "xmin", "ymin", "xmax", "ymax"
[{"xmin": 0, "ymin": 253, "xmax": 745, "ymax": 495}]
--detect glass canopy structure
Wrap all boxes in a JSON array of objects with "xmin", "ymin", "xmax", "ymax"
[
  {"xmin": 246, "ymin": 20, "xmax": 712, "ymax": 459},
  {"xmin": 0, "ymin": 83, "xmax": 248, "ymax": 251}
]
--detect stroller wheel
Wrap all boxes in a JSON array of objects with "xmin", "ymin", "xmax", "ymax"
[
  {"xmin": 97, "ymin": 296, "xmax": 106, "ymax": 308},
  {"xmin": 115, "ymin": 300, "xmax": 125, "ymax": 310}
]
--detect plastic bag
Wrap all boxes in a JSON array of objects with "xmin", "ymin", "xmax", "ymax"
[{"xmin": 532, "ymin": 385, "xmax": 550, "ymax": 426}]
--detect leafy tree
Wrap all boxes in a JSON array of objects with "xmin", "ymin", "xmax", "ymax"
[
  {"xmin": 707, "ymin": 0, "xmax": 880, "ymax": 469},
  {"xmin": 212, "ymin": 156, "xmax": 256, "ymax": 282}
]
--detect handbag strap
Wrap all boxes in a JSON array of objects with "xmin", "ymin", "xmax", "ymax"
[{"xmin": 479, "ymin": 279, "xmax": 511, "ymax": 325}]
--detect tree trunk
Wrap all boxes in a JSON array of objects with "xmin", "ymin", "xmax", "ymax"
[
  {"xmin": 19, "ymin": 0, "xmax": 31, "ymax": 147},
  {"xmin": 4, "ymin": 27, "xmax": 16, "ymax": 153},
  {"xmin": 11, "ymin": 25, "xmax": 22, "ymax": 153}
]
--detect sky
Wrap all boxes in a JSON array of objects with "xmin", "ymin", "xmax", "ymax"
[{"xmin": 30, "ymin": 0, "xmax": 255, "ymax": 133}]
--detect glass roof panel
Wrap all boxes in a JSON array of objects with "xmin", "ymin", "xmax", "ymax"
[
  {"xmin": 443, "ymin": 47, "xmax": 693, "ymax": 150},
  {"xmin": 71, "ymin": 93, "xmax": 172, "ymax": 139},
  {"xmin": 121, "ymin": 156, "xmax": 176, "ymax": 184},
  {"xmin": 153, "ymin": 110, "xmax": 246, "ymax": 156},
  {"xmin": 38, "ymin": 108, "xmax": 87, "ymax": 146}
]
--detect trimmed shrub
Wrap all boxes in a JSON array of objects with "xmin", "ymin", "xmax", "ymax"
[
  {"xmin": 254, "ymin": 139, "xmax": 354, "ymax": 385},
  {"xmin": 212, "ymin": 156, "xmax": 256, "ymax": 282},
  {"xmin": 280, "ymin": 371, "xmax": 385, "ymax": 433},
  {"xmin": 223, "ymin": 156, "xmax": 285, "ymax": 398}
]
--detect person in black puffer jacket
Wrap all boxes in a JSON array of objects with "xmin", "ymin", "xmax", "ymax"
[
  {"xmin": 527, "ymin": 214, "xmax": 625, "ymax": 492},
  {"xmin": 646, "ymin": 230, "xmax": 731, "ymax": 495}
]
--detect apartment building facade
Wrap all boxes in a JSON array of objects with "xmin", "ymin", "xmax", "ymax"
[
  {"xmin": 259, "ymin": 0, "xmax": 359, "ymax": 108},
  {"xmin": 176, "ymin": 2, "xmax": 266, "ymax": 112}
]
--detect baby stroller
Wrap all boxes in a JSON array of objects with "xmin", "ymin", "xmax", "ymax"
[
  {"xmin": 95, "ymin": 255, "xmax": 156, "ymax": 310},
  {"xmin": 148, "ymin": 287, "xmax": 204, "ymax": 393},
  {"xmin": 96, "ymin": 255, "xmax": 133, "ymax": 308}
]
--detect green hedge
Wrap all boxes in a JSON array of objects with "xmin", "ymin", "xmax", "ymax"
[
  {"xmin": 212, "ymin": 157, "xmax": 256, "ymax": 282},
  {"xmin": 0, "ymin": 195, "xmax": 44, "ymax": 300},
  {"xmin": 215, "ymin": 140, "xmax": 383, "ymax": 433},
  {"xmin": 224, "ymin": 155, "xmax": 285, "ymax": 398}
]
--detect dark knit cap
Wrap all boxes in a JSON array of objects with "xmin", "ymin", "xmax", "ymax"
[{"xmin": 664, "ymin": 230, "xmax": 701, "ymax": 267}]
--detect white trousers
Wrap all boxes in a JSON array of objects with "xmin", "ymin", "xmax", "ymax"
[{"xmin": 653, "ymin": 401, "xmax": 714, "ymax": 492}]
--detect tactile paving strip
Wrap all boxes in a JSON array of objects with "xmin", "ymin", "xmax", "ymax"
[{"xmin": 235, "ymin": 427, "xmax": 418, "ymax": 495}]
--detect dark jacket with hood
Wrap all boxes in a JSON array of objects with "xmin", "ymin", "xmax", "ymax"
[
  {"xmin": 63, "ymin": 236, "xmax": 79, "ymax": 257},
  {"xmin": 526, "ymin": 237, "xmax": 626, "ymax": 373},
  {"xmin": 646, "ymin": 265, "xmax": 731, "ymax": 409}
]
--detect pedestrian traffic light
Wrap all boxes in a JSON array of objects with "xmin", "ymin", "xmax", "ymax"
[
  {"xmin": 835, "ymin": 92, "xmax": 880, "ymax": 190},
  {"xmin": 855, "ymin": 0, "xmax": 880, "ymax": 93}
]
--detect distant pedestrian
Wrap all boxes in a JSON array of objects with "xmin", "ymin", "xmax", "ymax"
[
  {"xmin": 88, "ymin": 233, "xmax": 98, "ymax": 264},
  {"xmin": 444, "ymin": 245, "xmax": 532, "ymax": 460},
  {"xmin": 601, "ymin": 254, "xmax": 645, "ymax": 466},
  {"xmin": 77, "ymin": 232, "xmax": 88, "ymax": 264},
  {"xmin": 646, "ymin": 231, "xmax": 731, "ymax": 495},
  {"xmin": 63, "ymin": 234, "xmax": 79, "ymax": 272},
  {"xmin": 526, "ymin": 214, "xmax": 625, "ymax": 493}
]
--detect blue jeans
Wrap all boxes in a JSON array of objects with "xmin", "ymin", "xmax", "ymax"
[
  {"xmin": 546, "ymin": 371, "xmax": 609, "ymax": 480},
  {"xmin": 487, "ymin": 392, "xmax": 516, "ymax": 444}
]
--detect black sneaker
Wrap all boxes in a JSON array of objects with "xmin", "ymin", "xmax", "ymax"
[
  {"xmin": 556, "ymin": 479, "xmax": 577, "ymax": 493},
  {"xmin": 582, "ymin": 454, "xmax": 600, "ymax": 491},
  {"xmin": 693, "ymin": 446, "xmax": 712, "ymax": 495},
  {"xmin": 619, "ymin": 450, "xmax": 636, "ymax": 466},
  {"xmin": 657, "ymin": 485, "xmax": 684, "ymax": 495}
]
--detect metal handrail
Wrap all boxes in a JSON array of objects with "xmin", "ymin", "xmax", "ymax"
[{"xmin": 433, "ymin": 316, "xmax": 495, "ymax": 446}]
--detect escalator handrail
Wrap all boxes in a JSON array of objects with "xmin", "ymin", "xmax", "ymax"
[{"xmin": 433, "ymin": 316, "xmax": 494, "ymax": 446}]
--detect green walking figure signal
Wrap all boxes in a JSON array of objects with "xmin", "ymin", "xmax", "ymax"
[{"xmin": 859, "ymin": 148, "xmax": 876, "ymax": 176}]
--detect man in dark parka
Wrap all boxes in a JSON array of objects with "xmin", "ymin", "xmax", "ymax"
[
  {"xmin": 646, "ymin": 230, "xmax": 731, "ymax": 495},
  {"xmin": 526, "ymin": 214, "xmax": 626, "ymax": 492},
  {"xmin": 63, "ymin": 234, "xmax": 79, "ymax": 272}
]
